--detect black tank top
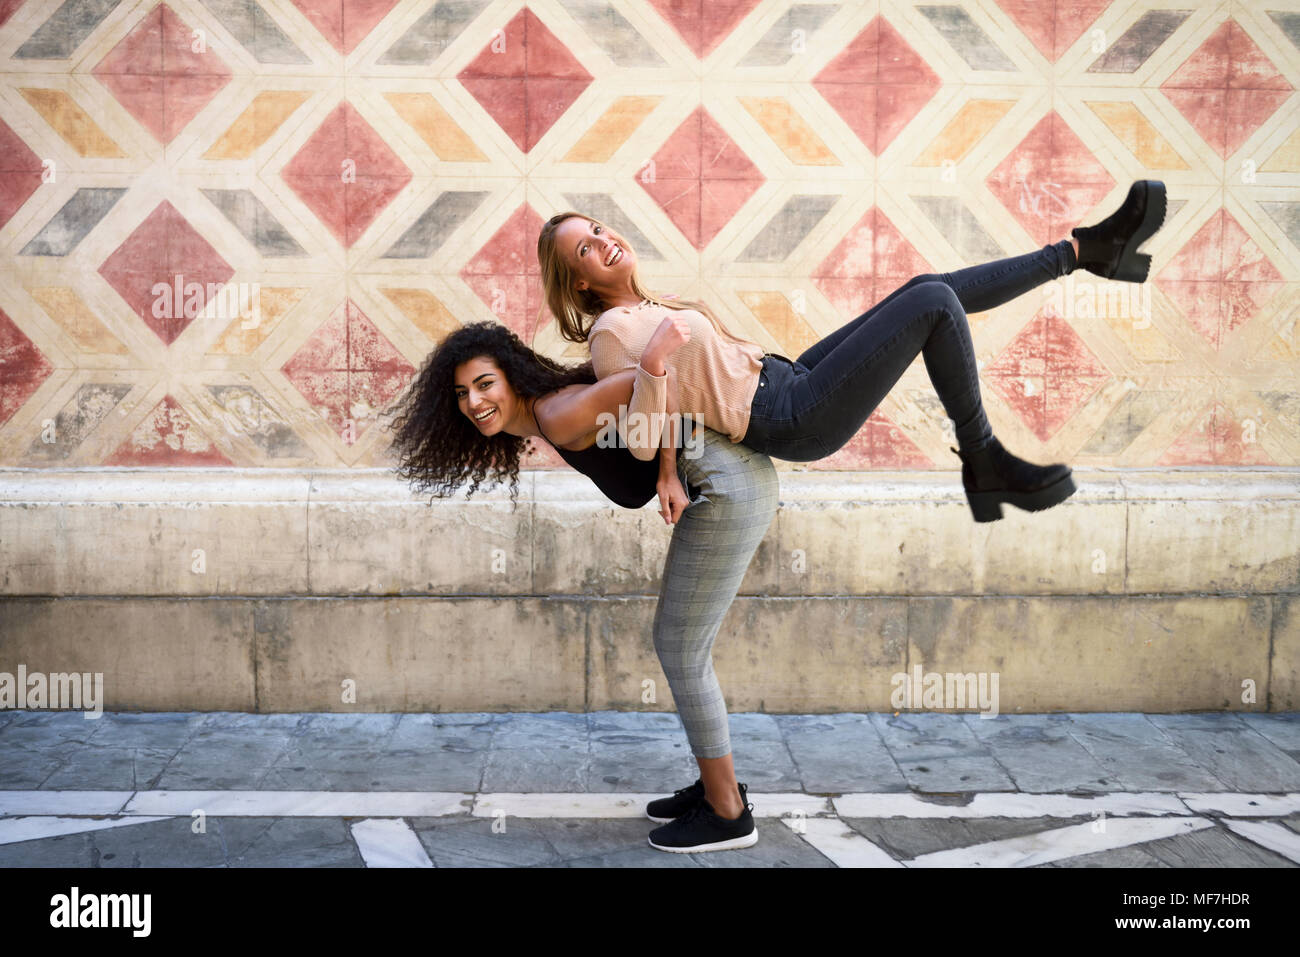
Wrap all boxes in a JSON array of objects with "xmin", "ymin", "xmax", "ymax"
[{"xmin": 534, "ymin": 406, "xmax": 692, "ymax": 510}]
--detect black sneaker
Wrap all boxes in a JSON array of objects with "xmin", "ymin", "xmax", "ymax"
[
  {"xmin": 647, "ymin": 783, "xmax": 757, "ymax": 853},
  {"xmin": 645, "ymin": 778, "xmax": 705, "ymax": 823}
]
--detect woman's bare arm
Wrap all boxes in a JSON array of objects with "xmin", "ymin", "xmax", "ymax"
[{"xmin": 533, "ymin": 368, "xmax": 638, "ymax": 448}]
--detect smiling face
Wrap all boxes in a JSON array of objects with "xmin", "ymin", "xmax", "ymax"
[
  {"xmin": 453, "ymin": 355, "xmax": 524, "ymax": 437},
  {"xmin": 552, "ymin": 216, "xmax": 637, "ymax": 301}
]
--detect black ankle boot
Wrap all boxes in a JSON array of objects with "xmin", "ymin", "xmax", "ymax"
[
  {"xmin": 950, "ymin": 438, "xmax": 1076, "ymax": 523},
  {"xmin": 1071, "ymin": 180, "xmax": 1167, "ymax": 283}
]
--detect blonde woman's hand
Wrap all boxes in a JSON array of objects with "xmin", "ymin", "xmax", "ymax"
[
  {"xmin": 642, "ymin": 314, "xmax": 690, "ymax": 374},
  {"xmin": 656, "ymin": 470, "xmax": 689, "ymax": 525}
]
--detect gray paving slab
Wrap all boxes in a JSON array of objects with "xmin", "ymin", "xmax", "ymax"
[
  {"xmin": 0, "ymin": 746, "xmax": 79, "ymax": 788},
  {"xmin": 1239, "ymin": 713, "xmax": 1300, "ymax": 756},
  {"xmin": 295, "ymin": 713, "xmax": 404, "ymax": 748},
  {"xmin": 218, "ymin": 816, "xmax": 364, "ymax": 867},
  {"xmin": 776, "ymin": 713, "xmax": 910, "ymax": 792},
  {"xmin": 868, "ymin": 712, "xmax": 1018, "ymax": 791},
  {"xmin": 725, "ymin": 713, "xmax": 787, "ymax": 741},
  {"xmin": 70, "ymin": 711, "xmax": 208, "ymax": 750},
  {"xmin": 1146, "ymin": 714, "xmax": 1300, "ymax": 791},
  {"xmin": 588, "ymin": 710, "xmax": 685, "ymax": 735},
  {"xmin": 1059, "ymin": 713, "xmax": 1226, "ymax": 791},
  {"xmin": 841, "ymin": 815, "xmax": 1094, "ymax": 861},
  {"xmin": 258, "ymin": 745, "xmax": 486, "ymax": 791},
  {"xmin": 489, "ymin": 712, "xmax": 589, "ymax": 750},
  {"xmin": 39, "ymin": 745, "xmax": 177, "ymax": 790},
  {"xmin": 694, "ymin": 821, "xmax": 836, "ymax": 868},
  {"xmin": 2, "ymin": 709, "xmax": 105, "ymax": 744},
  {"xmin": 199, "ymin": 712, "xmax": 310, "ymax": 730},
  {"xmin": 482, "ymin": 747, "xmax": 590, "ymax": 791},
  {"xmin": 533, "ymin": 818, "xmax": 679, "ymax": 860},
  {"xmin": 961, "ymin": 713, "xmax": 1117, "ymax": 792},
  {"xmin": 727, "ymin": 737, "xmax": 803, "ymax": 791},
  {"xmin": 1139, "ymin": 823, "xmax": 1298, "ymax": 868},
  {"xmin": 584, "ymin": 743, "xmax": 697, "ymax": 791},
  {"xmin": 411, "ymin": 816, "xmax": 564, "ymax": 867},
  {"xmin": 155, "ymin": 727, "xmax": 298, "ymax": 789},
  {"xmin": 388, "ymin": 714, "xmax": 496, "ymax": 753},
  {"xmin": 0, "ymin": 817, "xmax": 225, "ymax": 867},
  {"xmin": 1040, "ymin": 844, "xmax": 1172, "ymax": 867},
  {"xmin": 554, "ymin": 846, "xmax": 703, "ymax": 867}
]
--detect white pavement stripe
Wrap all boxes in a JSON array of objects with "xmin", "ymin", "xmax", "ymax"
[
  {"xmin": 472, "ymin": 792, "xmax": 832, "ymax": 818},
  {"xmin": 350, "ymin": 819, "xmax": 434, "ymax": 868},
  {"xmin": 833, "ymin": 792, "xmax": 1190, "ymax": 819},
  {"xmin": 122, "ymin": 791, "xmax": 472, "ymax": 817},
  {"xmin": 784, "ymin": 817, "xmax": 903, "ymax": 868},
  {"xmin": 1220, "ymin": 819, "xmax": 1300, "ymax": 864},
  {"xmin": 1179, "ymin": 793, "xmax": 1300, "ymax": 817},
  {"xmin": 0, "ymin": 816, "xmax": 172, "ymax": 846},
  {"xmin": 0, "ymin": 791, "xmax": 134, "ymax": 816},
  {"xmin": 905, "ymin": 817, "xmax": 1215, "ymax": 868}
]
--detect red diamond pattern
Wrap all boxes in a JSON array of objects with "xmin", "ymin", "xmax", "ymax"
[
  {"xmin": 1160, "ymin": 19, "xmax": 1293, "ymax": 159},
  {"xmin": 0, "ymin": 117, "xmax": 44, "ymax": 231},
  {"xmin": 0, "ymin": 307, "xmax": 55, "ymax": 429},
  {"xmin": 813, "ymin": 16, "xmax": 941, "ymax": 156},
  {"xmin": 812, "ymin": 207, "xmax": 932, "ymax": 318},
  {"xmin": 641, "ymin": 106, "xmax": 764, "ymax": 250},
  {"xmin": 983, "ymin": 311, "xmax": 1110, "ymax": 441},
  {"xmin": 986, "ymin": 111, "xmax": 1115, "ymax": 245},
  {"xmin": 289, "ymin": 0, "xmax": 400, "ymax": 55},
  {"xmin": 1156, "ymin": 208, "xmax": 1284, "ymax": 351},
  {"xmin": 105, "ymin": 394, "xmax": 233, "ymax": 465},
  {"xmin": 281, "ymin": 101, "xmax": 412, "ymax": 248},
  {"xmin": 647, "ymin": 0, "xmax": 762, "ymax": 59},
  {"xmin": 458, "ymin": 7, "xmax": 593, "ymax": 153},
  {"xmin": 91, "ymin": 4, "xmax": 232, "ymax": 145},
  {"xmin": 281, "ymin": 300, "xmax": 415, "ymax": 444},
  {"xmin": 98, "ymin": 201, "xmax": 235, "ymax": 346},
  {"xmin": 818, "ymin": 411, "xmax": 935, "ymax": 469},
  {"xmin": 1159, "ymin": 400, "xmax": 1276, "ymax": 466},
  {"xmin": 461, "ymin": 204, "xmax": 548, "ymax": 343},
  {"xmin": 994, "ymin": 0, "xmax": 1113, "ymax": 62}
]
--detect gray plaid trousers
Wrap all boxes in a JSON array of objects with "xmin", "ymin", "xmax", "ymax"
[{"xmin": 653, "ymin": 426, "xmax": 779, "ymax": 759}]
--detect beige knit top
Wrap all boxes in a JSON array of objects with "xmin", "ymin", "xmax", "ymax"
[{"xmin": 587, "ymin": 300, "xmax": 764, "ymax": 460}]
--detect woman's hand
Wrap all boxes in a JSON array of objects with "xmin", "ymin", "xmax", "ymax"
[
  {"xmin": 641, "ymin": 314, "xmax": 690, "ymax": 375},
  {"xmin": 656, "ymin": 469, "xmax": 689, "ymax": 525}
]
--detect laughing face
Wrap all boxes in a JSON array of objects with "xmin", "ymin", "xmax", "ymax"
[
  {"xmin": 454, "ymin": 356, "xmax": 525, "ymax": 437},
  {"xmin": 553, "ymin": 217, "xmax": 637, "ymax": 302}
]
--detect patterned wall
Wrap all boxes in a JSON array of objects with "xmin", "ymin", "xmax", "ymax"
[{"xmin": 0, "ymin": 0, "xmax": 1296, "ymax": 473}]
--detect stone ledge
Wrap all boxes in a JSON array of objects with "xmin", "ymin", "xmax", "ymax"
[
  {"xmin": 1, "ymin": 467, "xmax": 1296, "ymax": 596},
  {"xmin": 0, "ymin": 595, "xmax": 1294, "ymax": 712}
]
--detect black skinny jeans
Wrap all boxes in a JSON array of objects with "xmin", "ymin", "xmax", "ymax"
[{"xmin": 740, "ymin": 240, "xmax": 1078, "ymax": 461}]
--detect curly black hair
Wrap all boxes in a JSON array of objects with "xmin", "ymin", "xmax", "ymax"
[{"xmin": 384, "ymin": 321, "xmax": 596, "ymax": 507}]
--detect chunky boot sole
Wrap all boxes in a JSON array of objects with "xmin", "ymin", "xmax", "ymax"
[
  {"xmin": 1074, "ymin": 180, "xmax": 1167, "ymax": 283},
  {"xmin": 965, "ymin": 470, "xmax": 1077, "ymax": 523},
  {"xmin": 1113, "ymin": 180, "xmax": 1166, "ymax": 282}
]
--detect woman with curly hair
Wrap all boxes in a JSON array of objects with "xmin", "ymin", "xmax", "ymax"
[
  {"xmin": 388, "ymin": 321, "xmax": 778, "ymax": 854},
  {"xmin": 389, "ymin": 319, "xmax": 686, "ymax": 515}
]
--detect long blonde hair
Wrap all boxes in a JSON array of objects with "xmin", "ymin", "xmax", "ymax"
[{"xmin": 536, "ymin": 211, "xmax": 753, "ymax": 349}]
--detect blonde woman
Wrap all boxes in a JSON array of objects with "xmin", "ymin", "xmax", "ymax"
[{"xmin": 537, "ymin": 181, "xmax": 1165, "ymax": 522}]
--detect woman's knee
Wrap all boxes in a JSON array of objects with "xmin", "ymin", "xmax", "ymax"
[{"xmin": 907, "ymin": 279, "xmax": 964, "ymax": 316}]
